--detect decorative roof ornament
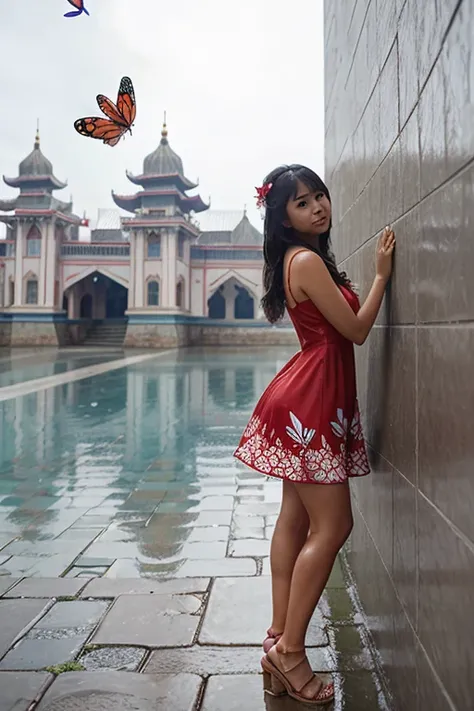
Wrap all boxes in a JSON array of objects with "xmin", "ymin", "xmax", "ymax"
[
  {"xmin": 3, "ymin": 124, "xmax": 67, "ymax": 191},
  {"xmin": 143, "ymin": 114, "xmax": 185, "ymax": 176}
]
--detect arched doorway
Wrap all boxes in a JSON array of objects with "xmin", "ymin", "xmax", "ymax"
[
  {"xmin": 208, "ymin": 277, "xmax": 256, "ymax": 320},
  {"xmin": 67, "ymin": 272, "xmax": 128, "ymax": 320},
  {"xmin": 105, "ymin": 278, "xmax": 128, "ymax": 318},
  {"xmin": 208, "ymin": 286, "xmax": 225, "ymax": 319},
  {"xmin": 80, "ymin": 294, "xmax": 92, "ymax": 318},
  {"xmin": 234, "ymin": 285, "xmax": 254, "ymax": 319}
]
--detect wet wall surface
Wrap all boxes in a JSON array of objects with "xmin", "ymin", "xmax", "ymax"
[{"xmin": 325, "ymin": 1, "xmax": 474, "ymax": 709}]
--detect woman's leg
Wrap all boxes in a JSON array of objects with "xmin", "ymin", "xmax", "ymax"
[
  {"xmin": 269, "ymin": 480, "xmax": 310, "ymax": 634},
  {"xmin": 278, "ymin": 481, "xmax": 353, "ymax": 653}
]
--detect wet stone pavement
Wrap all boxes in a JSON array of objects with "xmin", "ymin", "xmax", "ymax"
[{"xmin": 0, "ymin": 347, "xmax": 391, "ymax": 709}]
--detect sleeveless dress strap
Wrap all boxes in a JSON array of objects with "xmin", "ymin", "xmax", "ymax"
[{"xmin": 286, "ymin": 249, "xmax": 309, "ymax": 303}]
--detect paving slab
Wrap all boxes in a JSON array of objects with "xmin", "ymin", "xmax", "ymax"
[
  {"xmin": 36, "ymin": 671, "xmax": 202, "ymax": 711},
  {"xmin": 200, "ymin": 672, "xmax": 334, "ymax": 711},
  {"xmin": 0, "ymin": 671, "xmax": 53, "ymax": 711},
  {"xmin": 91, "ymin": 594, "xmax": 201, "ymax": 647},
  {"xmin": 175, "ymin": 558, "xmax": 256, "ymax": 578},
  {"xmin": 184, "ymin": 526, "xmax": 230, "ymax": 542},
  {"xmin": 81, "ymin": 576, "xmax": 210, "ymax": 597},
  {"xmin": 101, "ymin": 559, "xmax": 142, "ymax": 577},
  {"xmin": 5, "ymin": 578, "xmax": 90, "ymax": 599},
  {"xmin": 0, "ymin": 636, "xmax": 86, "ymax": 671},
  {"xmin": 200, "ymin": 577, "xmax": 326, "ymax": 646},
  {"xmin": 0, "ymin": 599, "xmax": 50, "ymax": 657},
  {"xmin": 145, "ymin": 645, "xmax": 264, "ymax": 675},
  {"xmin": 231, "ymin": 522, "xmax": 265, "ymax": 539},
  {"xmin": 229, "ymin": 539, "xmax": 270, "ymax": 557},
  {"xmin": 201, "ymin": 674, "xmax": 265, "ymax": 711},
  {"xmin": 0, "ymin": 577, "xmax": 19, "ymax": 597},
  {"xmin": 35, "ymin": 601, "xmax": 109, "ymax": 630}
]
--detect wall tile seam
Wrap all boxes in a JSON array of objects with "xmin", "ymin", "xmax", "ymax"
[
  {"xmin": 418, "ymin": 155, "xmax": 474, "ymax": 207},
  {"xmin": 342, "ymin": 0, "xmax": 376, "ymax": 95},
  {"xmin": 417, "ymin": 321, "xmax": 474, "ymax": 328},
  {"xmin": 417, "ymin": 490, "xmax": 474, "ymax": 556},
  {"xmin": 416, "ymin": 638, "xmax": 458, "ymax": 711},
  {"xmin": 340, "ymin": 550, "xmax": 395, "ymax": 710},
  {"xmin": 330, "ymin": 0, "xmax": 461, "ymax": 184},
  {"xmin": 331, "ymin": 34, "xmax": 398, "ymax": 178},
  {"xmin": 335, "ymin": 133, "xmax": 403, "ymax": 226},
  {"xmin": 415, "ymin": 0, "xmax": 464, "ymax": 107},
  {"xmin": 353, "ymin": 501, "xmax": 418, "ymax": 627},
  {"xmin": 335, "ymin": 151, "xmax": 474, "ymax": 264}
]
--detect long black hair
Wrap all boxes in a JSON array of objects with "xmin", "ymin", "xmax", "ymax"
[{"xmin": 260, "ymin": 164, "xmax": 350, "ymax": 323}]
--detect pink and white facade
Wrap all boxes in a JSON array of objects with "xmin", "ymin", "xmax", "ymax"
[{"xmin": 0, "ymin": 125, "xmax": 294, "ymax": 348}]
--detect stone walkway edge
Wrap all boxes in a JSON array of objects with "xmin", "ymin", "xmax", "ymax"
[
  {"xmin": 0, "ymin": 349, "xmax": 174, "ymax": 403},
  {"xmin": 0, "ymin": 560, "xmax": 392, "ymax": 711}
]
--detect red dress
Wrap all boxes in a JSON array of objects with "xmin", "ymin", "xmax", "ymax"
[{"xmin": 234, "ymin": 254, "xmax": 370, "ymax": 484}]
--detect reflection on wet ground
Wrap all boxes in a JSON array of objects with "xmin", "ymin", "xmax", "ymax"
[
  {"xmin": 0, "ymin": 346, "xmax": 390, "ymax": 709},
  {"xmin": 0, "ymin": 348, "xmax": 124, "ymax": 387}
]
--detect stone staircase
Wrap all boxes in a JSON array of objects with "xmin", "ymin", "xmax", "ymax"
[{"xmin": 82, "ymin": 319, "xmax": 128, "ymax": 348}]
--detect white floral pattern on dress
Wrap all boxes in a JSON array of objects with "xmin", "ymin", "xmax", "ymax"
[{"xmin": 234, "ymin": 406, "xmax": 370, "ymax": 484}]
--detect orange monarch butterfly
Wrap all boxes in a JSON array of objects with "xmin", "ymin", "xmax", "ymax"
[
  {"xmin": 64, "ymin": 0, "xmax": 89, "ymax": 17},
  {"xmin": 74, "ymin": 77, "xmax": 136, "ymax": 147}
]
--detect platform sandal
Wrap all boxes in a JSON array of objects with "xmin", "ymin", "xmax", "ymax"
[
  {"xmin": 261, "ymin": 645, "xmax": 334, "ymax": 706},
  {"xmin": 263, "ymin": 627, "xmax": 283, "ymax": 654}
]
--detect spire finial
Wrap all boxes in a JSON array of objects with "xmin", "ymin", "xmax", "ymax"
[
  {"xmin": 243, "ymin": 204, "xmax": 247, "ymax": 217},
  {"xmin": 35, "ymin": 119, "xmax": 40, "ymax": 148},
  {"xmin": 161, "ymin": 111, "xmax": 168, "ymax": 139}
]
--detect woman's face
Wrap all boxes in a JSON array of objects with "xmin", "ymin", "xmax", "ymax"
[{"xmin": 285, "ymin": 179, "xmax": 331, "ymax": 236}]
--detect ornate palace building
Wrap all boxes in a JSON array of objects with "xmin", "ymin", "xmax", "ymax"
[{"xmin": 0, "ymin": 123, "xmax": 292, "ymax": 348}]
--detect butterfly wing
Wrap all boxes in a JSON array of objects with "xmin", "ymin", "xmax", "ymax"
[
  {"xmin": 74, "ymin": 117, "xmax": 127, "ymax": 147},
  {"xmin": 96, "ymin": 95, "xmax": 129, "ymax": 127},
  {"xmin": 116, "ymin": 77, "xmax": 136, "ymax": 126},
  {"xmin": 64, "ymin": 0, "xmax": 89, "ymax": 16}
]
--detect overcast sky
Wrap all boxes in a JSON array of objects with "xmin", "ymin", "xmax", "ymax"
[{"xmin": 0, "ymin": 0, "xmax": 325, "ymax": 234}]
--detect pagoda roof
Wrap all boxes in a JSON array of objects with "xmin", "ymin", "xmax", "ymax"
[
  {"xmin": 124, "ymin": 120, "xmax": 198, "ymax": 193},
  {"xmin": 3, "ymin": 129, "xmax": 67, "ymax": 191},
  {"xmin": 111, "ymin": 187, "xmax": 209, "ymax": 214},
  {"xmin": 0, "ymin": 198, "xmax": 17, "ymax": 212},
  {"xmin": 125, "ymin": 170, "xmax": 197, "ymax": 191}
]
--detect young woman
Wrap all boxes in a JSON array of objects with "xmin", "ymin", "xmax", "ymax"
[{"xmin": 234, "ymin": 164, "xmax": 395, "ymax": 705}]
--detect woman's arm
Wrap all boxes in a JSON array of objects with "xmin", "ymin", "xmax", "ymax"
[{"xmin": 295, "ymin": 227, "xmax": 395, "ymax": 345}]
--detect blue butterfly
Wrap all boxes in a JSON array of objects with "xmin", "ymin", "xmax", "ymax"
[{"xmin": 64, "ymin": 0, "xmax": 90, "ymax": 17}]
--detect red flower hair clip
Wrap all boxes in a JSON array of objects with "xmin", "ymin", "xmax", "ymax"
[{"xmin": 255, "ymin": 182, "xmax": 273, "ymax": 209}]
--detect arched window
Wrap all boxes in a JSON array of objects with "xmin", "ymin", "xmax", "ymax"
[
  {"xmin": 26, "ymin": 278, "xmax": 38, "ymax": 305},
  {"xmin": 26, "ymin": 225, "xmax": 41, "ymax": 257},
  {"xmin": 147, "ymin": 233, "xmax": 161, "ymax": 258},
  {"xmin": 9, "ymin": 279, "xmax": 14, "ymax": 306},
  {"xmin": 176, "ymin": 278, "xmax": 184, "ymax": 308},
  {"xmin": 147, "ymin": 279, "xmax": 159, "ymax": 306}
]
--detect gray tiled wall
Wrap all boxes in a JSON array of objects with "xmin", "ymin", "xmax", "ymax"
[{"xmin": 324, "ymin": 1, "xmax": 474, "ymax": 709}]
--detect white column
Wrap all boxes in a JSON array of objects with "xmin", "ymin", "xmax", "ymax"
[
  {"xmin": 134, "ymin": 230, "xmax": 145, "ymax": 307},
  {"xmin": 167, "ymin": 230, "xmax": 177, "ymax": 307},
  {"xmin": 128, "ymin": 232, "xmax": 136, "ymax": 309},
  {"xmin": 222, "ymin": 280, "xmax": 236, "ymax": 320},
  {"xmin": 44, "ymin": 221, "xmax": 56, "ymax": 307},
  {"xmin": 38, "ymin": 221, "xmax": 48, "ymax": 306},
  {"xmin": 13, "ymin": 221, "xmax": 24, "ymax": 306}
]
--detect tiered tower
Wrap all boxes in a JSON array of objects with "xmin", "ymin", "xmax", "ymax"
[
  {"xmin": 0, "ymin": 129, "xmax": 82, "ymax": 343},
  {"xmin": 112, "ymin": 119, "xmax": 209, "ymax": 314}
]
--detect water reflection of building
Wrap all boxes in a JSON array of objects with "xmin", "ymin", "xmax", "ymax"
[
  {"xmin": 0, "ymin": 349, "xmax": 294, "ymax": 492},
  {"xmin": 0, "ymin": 123, "xmax": 297, "ymax": 348}
]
